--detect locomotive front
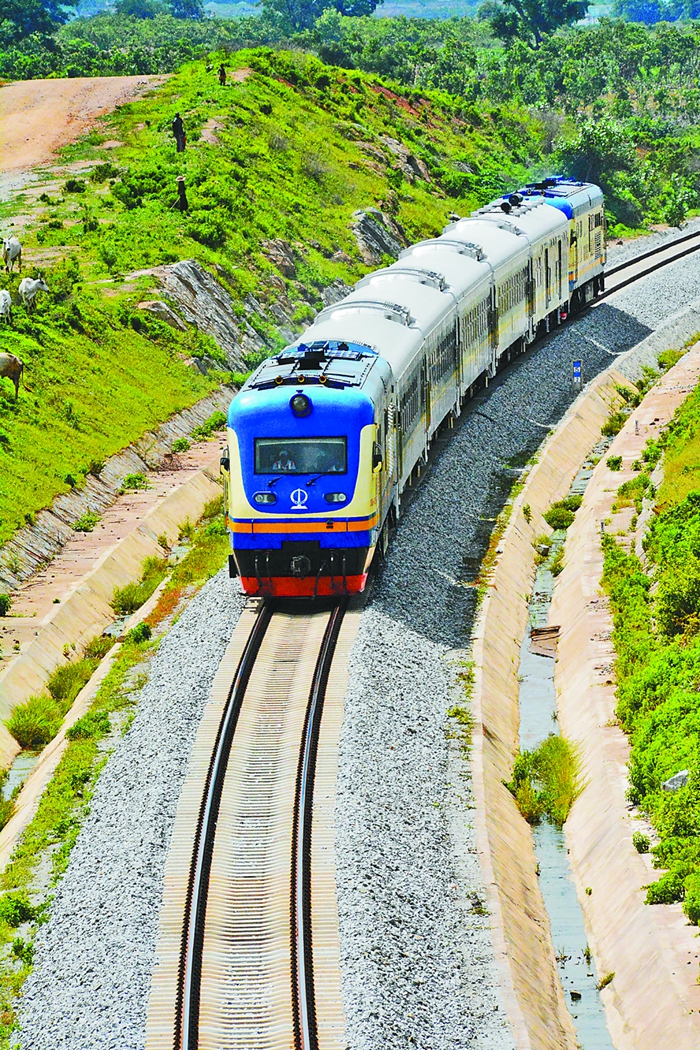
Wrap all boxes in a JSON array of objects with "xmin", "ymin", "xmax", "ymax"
[{"xmin": 223, "ymin": 342, "xmax": 387, "ymax": 598}]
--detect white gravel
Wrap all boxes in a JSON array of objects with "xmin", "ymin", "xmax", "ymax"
[{"xmin": 14, "ymin": 247, "xmax": 700, "ymax": 1050}]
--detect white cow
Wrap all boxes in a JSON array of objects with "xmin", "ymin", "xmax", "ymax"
[
  {"xmin": 18, "ymin": 277, "xmax": 49, "ymax": 311},
  {"xmin": 2, "ymin": 237, "xmax": 21, "ymax": 273},
  {"xmin": 0, "ymin": 290, "xmax": 11, "ymax": 324}
]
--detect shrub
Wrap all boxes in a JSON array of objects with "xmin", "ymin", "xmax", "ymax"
[
  {"xmin": 544, "ymin": 505, "xmax": 575, "ymax": 530},
  {"xmin": 607, "ymin": 455, "xmax": 622, "ymax": 471},
  {"xmin": 73, "ymin": 511, "xmax": 100, "ymax": 533},
  {"xmin": 0, "ymin": 594, "xmax": 11, "ymax": 616},
  {"xmin": 66, "ymin": 711, "xmax": 111, "ymax": 741},
  {"xmin": 505, "ymin": 735, "xmax": 580, "ymax": 827},
  {"xmin": 171, "ymin": 437, "xmax": 190, "ymax": 452},
  {"xmin": 120, "ymin": 472, "xmax": 149, "ymax": 491},
  {"xmin": 83, "ymin": 636, "xmax": 114, "ymax": 660},
  {"xmin": 12, "ymin": 937, "xmax": 34, "ymax": 965},
  {"xmin": 63, "ymin": 178, "xmax": 86, "ymax": 193},
  {"xmin": 633, "ymin": 831, "xmax": 650, "ymax": 853},
  {"xmin": 523, "ymin": 503, "xmax": 532, "ymax": 523},
  {"xmin": 111, "ymin": 581, "xmax": 152, "ymax": 616},
  {"xmin": 191, "ymin": 411, "xmax": 227, "ymax": 440},
  {"xmin": 602, "ymin": 411, "xmax": 627, "ymax": 437},
  {"xmin": 645, "ymin": 869, "xmax": 685, "ymax": 905},
  {"xmin": 683, "ymin": 873, "xmax": 700, "ymax": 924},
  {"xmin": 0, "ymin": 893, "xmax": 36, "ymax": 928},
  {"xmin": 47, "ymin": 659, "xmax": 97, "ymax": 703},
  {"xmin": 125, "ymin": 622, "xmax": 152, "ymax": 643},
  {"xmin": 5, "ymin": 696, "xmax": 62, "ymax": 749}
]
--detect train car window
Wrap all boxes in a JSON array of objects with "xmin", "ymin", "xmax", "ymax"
[
  {"xmin": 254, "ymin": 437, "xmax": 347, "ymax": 474},
  {"xmin": 497, "ymin": 265, "xmax": 529, "ymax": 315},
  {"xmin": 595, "ymin": 212, "xmax": 603, "ymax": 228},
  {"xmin": 400, "ymin": 372, "xmax": 421, "ymax": 435},
  {"xmin": 430, "ymin": 327, "xmax": 457, "ymax": 383},
  {"xmin": 463, "ymin": 296, "xmax": 490, "ymax": 347}
]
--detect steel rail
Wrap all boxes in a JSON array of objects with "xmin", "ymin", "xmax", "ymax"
[
  {"xmin": 605, "ymin": 226, "xmax": 700, "ymax": 278},
  {"xmin": 597, "ymin": 228, "xmax": 700, "ymax": 303},
  {"xmin": 177, "ymin": 601, "xmax": 273, "ymax": 1050},
  {"xmin": 291, "ymin": 599, "xmax": 348, "ymax": 1050}
]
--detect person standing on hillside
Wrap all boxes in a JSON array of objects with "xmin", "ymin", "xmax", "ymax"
[
  {"xmin": 175, "ymin": 175, "xmax": 188, "ymax": 212},
  {"xmin": 172, "ymin": 112, "xmax": 186, "ymax": 153},
  {"xmin": 218, "ymin": 63, "xmax": 227, "ymax": 86}
]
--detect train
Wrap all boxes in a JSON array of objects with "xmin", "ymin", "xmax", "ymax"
[{"xmin": 221, "ymin": 176, "xmax": 605, "ymax": 597}]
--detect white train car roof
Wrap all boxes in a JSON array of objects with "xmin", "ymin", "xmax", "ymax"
[
  {"xmin": 440, "ymin": 218, "xmax": 531, "ymax": 270},
  {"xmin": 396, "ymin": 240, "xmax": 493, "ymax": 304},
  {"xmin": 351, "ymin": 270, "xmax": 455, "ymax": 335}
]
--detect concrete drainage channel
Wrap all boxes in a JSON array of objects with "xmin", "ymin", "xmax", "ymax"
[{"xmin": 518, "ymin": 440, "xmax": 615, "ymax": 1050}]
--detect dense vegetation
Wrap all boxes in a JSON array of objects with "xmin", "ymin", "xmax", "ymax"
[
  {"xmin": 0, "ymin": 48, "xmax": 539, "ymax": 545},
  {"xmin": 2, "ymin": 9, "xmax": 699, "ymax": 232},
  {"xmin": 601, "ymin": 379, "xmax": 700, "ymax": 924}
]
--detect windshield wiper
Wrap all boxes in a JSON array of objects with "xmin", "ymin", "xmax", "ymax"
[
  {"xmin": 306, "ymin": 474, "xmax": 324, "ymax": 487},
  {"xmin": 267, "ymin": 475, "xmax": 285, "ymax": 488}
]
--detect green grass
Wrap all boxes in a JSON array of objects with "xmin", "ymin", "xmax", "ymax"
[{"xmin": 505, "ymin": 734, "xmax": 580, "ymax": 827}]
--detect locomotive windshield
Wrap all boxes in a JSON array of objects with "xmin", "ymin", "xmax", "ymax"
[{"xmin": 254, "ymin": 437, "xmax": 347, "ymax": 475}]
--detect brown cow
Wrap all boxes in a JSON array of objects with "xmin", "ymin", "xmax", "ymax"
[{"xmin": 0, "ymin": 352, "xmax": 23, "ymax": 399}]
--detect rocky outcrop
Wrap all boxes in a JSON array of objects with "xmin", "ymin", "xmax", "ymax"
[
  {"xmin": 351, "ymin": 208, "xmax": 405, "ymax": 265},
  {"xmin": 261, "ymin": 238, "xmax": 296, "ymax": 279},
  {"xmin": 380, "ymin": 136, "xmax": 431, "ymax": 183},
  {"xmin": 136, "ymin": 300, "xmax": 187, "ymax": 330}
]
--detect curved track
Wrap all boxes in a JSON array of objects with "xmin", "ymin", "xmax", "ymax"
[
  {"xmin": 153, "ymin": 599, "xmax": 349, "ymax": 1050},
  {"xmin": 597, "ymin": 226, "xmax": 700, "ymax": 301}
]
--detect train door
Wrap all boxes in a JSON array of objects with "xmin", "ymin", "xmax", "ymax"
[{"xmin": 544, "ymin": 247, "xmax": 551, "ymax": 308}]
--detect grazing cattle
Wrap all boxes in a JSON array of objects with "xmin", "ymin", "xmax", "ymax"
[
  {"xmin": 0, "ymin": 353, "xmax": 23, "ymax": 399},
  {"xmin": 2, "ymin": 237, "xmax": 21, "ymax": 273},
  {"xmin": 0, "ymin": 290, "xmax": 11, "ymax": 324},
  {"xmin": 18, "ymin": 277, "xmax": 49, "ymax": 311}
]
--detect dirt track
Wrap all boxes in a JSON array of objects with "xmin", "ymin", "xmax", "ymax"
[{"xmin": 0, "ymin": 75, "xmax": 165, "ymax": 174}]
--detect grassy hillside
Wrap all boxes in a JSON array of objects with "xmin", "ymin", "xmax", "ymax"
[
  {"xmin": 601, "ymin": 378, "xmax": 700, "ymax": 924},
  {"xmin": 0, "ymin": 47, "xmax": 541, "ymax": 548}
]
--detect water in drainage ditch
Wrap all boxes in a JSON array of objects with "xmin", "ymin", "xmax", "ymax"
[{"xmin": 518, "ymin": 468, "xmax": 615, "ymax": 1049}]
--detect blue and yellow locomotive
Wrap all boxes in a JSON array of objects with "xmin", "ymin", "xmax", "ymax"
[{"xmin": 222, "ymin": 177, "xmax": 605, "ymax": 597}]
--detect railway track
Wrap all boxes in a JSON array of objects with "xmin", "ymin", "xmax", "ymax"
[
  {"xmin": 147, "ymin": 598, "xmax": 356, "ymax": 1050},
  {"xmin": 597, "ymin": 225, "xmax": 700, "ymax": 301}
]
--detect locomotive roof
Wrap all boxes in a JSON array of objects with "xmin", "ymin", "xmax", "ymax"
[{"xmin": 246, "ymin": 340, "xmax": 380, "ymax": 391}]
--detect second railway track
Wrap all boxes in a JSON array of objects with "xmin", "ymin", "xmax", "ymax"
[{"xmin": 147, "ymin": 598, "xmax": 355, "ymax": 1050}]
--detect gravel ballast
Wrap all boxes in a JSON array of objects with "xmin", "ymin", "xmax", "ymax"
[
  {"xmin": 15, "ymin": 253, "xmax": 700, "ymax": 1050},
  {"xmin": 16, "ymin": 571, "xmax": 245, "ymax": 1050}
]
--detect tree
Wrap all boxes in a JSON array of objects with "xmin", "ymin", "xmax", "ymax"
[
  {"xmin": 0, "ymin": 0, "xmax": 73, "ymax": 43},
  {"xmin": 478, "ymin": 0, "xmax": 589, "ymax": 47},
  {"xmin": 168, "ymin": 0, "xmax": 204, "ymax": 18},
  {"xmin": 114, "ymin": 0, "xmax": 164, "ymax": 18},
  {"xmin": 262, "ymin": 0, "xmax": 382, "ymax": 32}
]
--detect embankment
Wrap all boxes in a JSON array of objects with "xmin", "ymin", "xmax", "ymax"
[
  {"xmin": 471, "ymin": 298, "xmax": 700, "ymax": 1049},
  {"xmin": 0, "ymin": 466, "xmax": 220, "ymax": 766}
]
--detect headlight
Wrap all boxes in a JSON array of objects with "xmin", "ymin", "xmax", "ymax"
[
  {"xmin": 254, "ymin": 491, "xmax": 277, "ymax": 504},
  {"xmin": 290, "ymin": 393, "xmax": 311, "ymax": 417},
  {"xmin": 324, "ymin": 492, "xmax": 347, "ymax": 504}
]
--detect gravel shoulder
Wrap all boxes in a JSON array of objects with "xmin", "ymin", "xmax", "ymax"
[{"xmin": 14, "ymin": 248, "xmax": 700, "ymax": 1050}]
